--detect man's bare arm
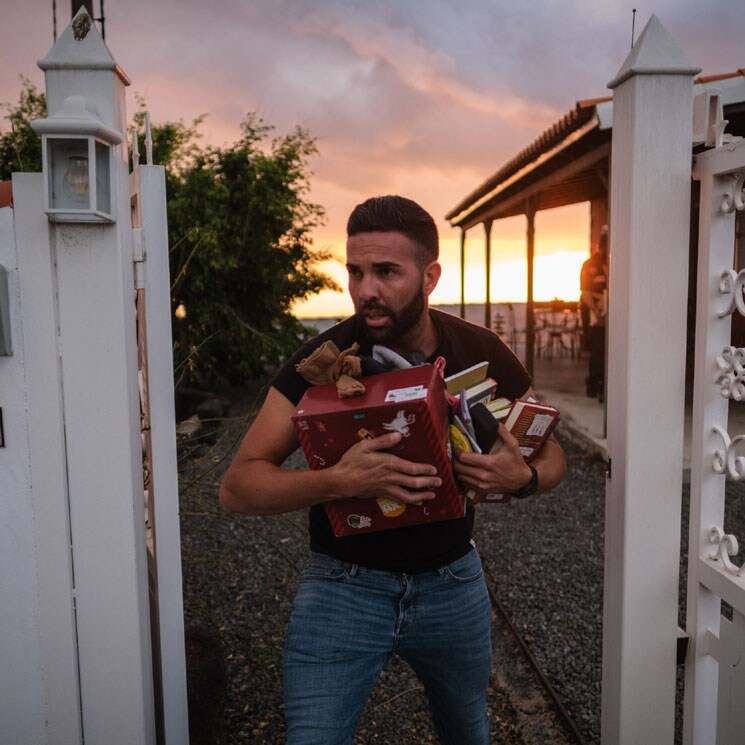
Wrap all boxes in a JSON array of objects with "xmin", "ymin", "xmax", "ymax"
[{"xmin": 219, "ymin": 386, "xmax": 443, "ymax": 515}]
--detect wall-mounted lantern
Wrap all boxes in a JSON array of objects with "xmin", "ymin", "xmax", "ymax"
[{"xmin": 31, "ymin": 95, "xmax": 122, "ymax": 223}]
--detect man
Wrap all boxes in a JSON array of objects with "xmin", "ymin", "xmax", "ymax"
[
  {"xmin": 579, "ymin": 228, "xmax": 608, "ymax": 402},
  {"xmin": 220, "ymin": 195, "xmax": 566, "ymax": 745}
]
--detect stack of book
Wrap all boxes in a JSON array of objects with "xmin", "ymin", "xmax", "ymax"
[{"xmin": 444, "ymin": 362, "xmax": 560, "ymax": 503}]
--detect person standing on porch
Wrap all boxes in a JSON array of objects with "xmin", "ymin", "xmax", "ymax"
[
  {"xmin": 580, "ymin": 227, "xmax": 608, "ymax": 402},
  {"xmin": 220, "ymin": 194, "xmax": 566, "ymax": 744}
]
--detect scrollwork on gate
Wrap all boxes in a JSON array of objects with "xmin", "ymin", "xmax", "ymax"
[
  {"xmin": 712, "ymin": 425, "xmax": 745, "ymax": 479},
  {"xmin": 716, "ymin": 346, "xmax": 745, "ymax": 400},
  {"xmin": 707, "ymin": 526, "xmax": 745, "ymax": 576},
  {"xmin": 719, "ymin": 170, "xmax": 745, "ymax": 214},
  {"xmin": 717, "ymin": 269, "xmax": 745, "ymax": 318}
]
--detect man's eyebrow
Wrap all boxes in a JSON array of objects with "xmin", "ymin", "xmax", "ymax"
[{"xmin": 345, "ymin": 260, "xmax": 401, "ymax": 271}]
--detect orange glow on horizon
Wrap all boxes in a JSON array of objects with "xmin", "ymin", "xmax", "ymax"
[
  {"xmin": 293, "ymin": 249, "xmax": 588, "ymax": 319},
  {"xmin": 294, "ymin": 202, "xmax": 591, "ymax": 319}
]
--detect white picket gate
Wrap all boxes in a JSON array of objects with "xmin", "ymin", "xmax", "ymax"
[
  {"xmin": 684, "ymin": 133, "xmax": 745, "ymax": 745},
  {"xmin": 0, "ymin": 12, "xmax": 188, "ymax": 742},
  {"xmin": 130, "ymin": 118, "xmax": 190, "ymax": 745}
]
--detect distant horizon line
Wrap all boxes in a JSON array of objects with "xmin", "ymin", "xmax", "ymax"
[{"xmin": 296, "ymin": 298, "xmax": 573, "ymax": 321}]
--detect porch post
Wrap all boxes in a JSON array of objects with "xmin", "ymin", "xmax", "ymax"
[
  {"xmin": 525, "ymin": 200, "xmax": 536, "ymax": 377},
  {"xmin": 601, "ymin": 15, "xmax": 699, "ymax": 745},
  {"xmin": 484, "ymin": 219, "xmax": 492, "ymax": 328},
  {"xmin": 460, "ymin": 228, "xmax": 466, "ymax": 319}
]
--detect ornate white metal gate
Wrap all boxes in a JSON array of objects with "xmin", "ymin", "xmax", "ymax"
[{"xmin": 684, "ymin": 126, "xmax": 745, "ymax": 744}]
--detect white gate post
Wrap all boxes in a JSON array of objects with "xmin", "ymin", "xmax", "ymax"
[
  {"xmin": 601, "ymin": 16, "xmax": 700, "ymax": 745},
  {"xmin": 33, "ymin": 12, "xmax": 156, "ymax": 743}
]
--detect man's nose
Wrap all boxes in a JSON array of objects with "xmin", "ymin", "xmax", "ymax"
[{"xmin": 356, "ymin": 274, "xmax": 380, "ymax": 302}]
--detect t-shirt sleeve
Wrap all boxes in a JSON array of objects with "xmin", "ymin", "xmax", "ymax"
[
  {"xmin": 432, "ymin": 310, "xmax": 531, "ymax": 402},
  {"xmin": 270, "ymin": 338, "xmax": 317, "ymax": 406},
  {"xmin": 489, "ymin": 336, "xmax": 532, "ymax": 401}
]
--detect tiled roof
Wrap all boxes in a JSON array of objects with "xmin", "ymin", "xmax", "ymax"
[{"xmin": 445, "ymin": 102, "xmax": 597, "ymax": 222}]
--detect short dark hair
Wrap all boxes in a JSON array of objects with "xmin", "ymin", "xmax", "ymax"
[{"xmin": 346, "ymin": 195, "xmax": 439, "ymax": 266}]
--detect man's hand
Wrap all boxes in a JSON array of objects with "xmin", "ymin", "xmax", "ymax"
[
  {"xmin": 332, "ymin": 431, "xmax": 442, "ymax": 506},
  {"xmin": 453, "ymin": 424, "xmax": 533, "ymax": 495},
  {"xmin": 219, "ymin": 387, "xmax": 448, "ymax": 515}
]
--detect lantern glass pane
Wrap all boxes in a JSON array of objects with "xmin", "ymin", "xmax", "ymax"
[
  {"xmin": 48, "ymin": 137, "xmax": 91, "ymax": 211},
  {"xmin": 95, "ymin": 139, "xmax": 111, "ymax": 216}
]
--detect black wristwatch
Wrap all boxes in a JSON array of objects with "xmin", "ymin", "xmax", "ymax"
[{"xmin": 509, "ymin": 465, "xmax": 539, "ymax": 499}]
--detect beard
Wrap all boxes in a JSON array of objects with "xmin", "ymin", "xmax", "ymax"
[{"xmin": 356, "ymin": 286, "xmax": 426, "ymax": 347}]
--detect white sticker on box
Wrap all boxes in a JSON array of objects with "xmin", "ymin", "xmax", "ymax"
[
  {"xmin": 385, "ymin": 385, "xmax": 427, "ymax": 403},
  {"xmin": 526, "ymin": 413, "xmax": 553, "ymax": 437}
]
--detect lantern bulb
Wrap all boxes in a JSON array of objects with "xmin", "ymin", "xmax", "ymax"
[{"xmin": 63, "ymin": 155, "xmax": 89, "ymax": 202}]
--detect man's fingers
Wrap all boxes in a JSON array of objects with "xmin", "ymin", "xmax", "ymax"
[
  {"xmin": 361, "ymin": 431, "xmax": 403, "ymax": 450},
  {"xmin": 386, "ymin": 484, "xmax": 439, "ymax": 505},
  {"xmin": 357, "ymin": 432, "xmax": 439, "ymax": 477}
]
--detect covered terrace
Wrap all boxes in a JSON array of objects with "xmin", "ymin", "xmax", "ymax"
[{"xmin": 445, "ymin": 68, "xmax": 745, "ymax": 379}]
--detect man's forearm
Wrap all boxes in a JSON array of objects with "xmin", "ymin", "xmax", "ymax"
[
  {"xmin": 219, "ymin": 459, "xmax": 345, "ymax": 516},
  {"xmin": 220, "ymin": 429, "xmax": 443, "ymax": 516}
]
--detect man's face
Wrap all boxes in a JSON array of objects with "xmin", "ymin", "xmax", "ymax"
[{"xmin": 345, "ymin": 231, "xmax": 439, "ymax": 348}]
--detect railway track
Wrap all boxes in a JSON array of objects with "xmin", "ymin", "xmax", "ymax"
[{"xmin": 484, "ymin": 564, "xmax": 589, "ymax": 745}]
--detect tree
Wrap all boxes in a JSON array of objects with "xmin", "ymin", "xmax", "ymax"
[
  {"xmin": 0, "ymin": 79, "xmax": 46, "ymax": 179},
  {"xmin": 141, "ymin": 110, "xmax": 338, "ymax": 387},
  {"xmin": 1, "ymin": 81, "xmax": 339, "ymax": 387}
]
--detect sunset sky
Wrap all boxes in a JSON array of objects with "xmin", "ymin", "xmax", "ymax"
[{"xmin": 1, "ymin": 0, "xmax": 742, "ymax": 317}]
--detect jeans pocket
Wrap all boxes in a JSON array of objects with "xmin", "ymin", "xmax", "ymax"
[
  {"xmin": 299, "ymin": 553, "xmax": 351, "ymax": 583},
  {"xmin": 442, "ymin": 550, "xmax": 484, "ymax": 584}
]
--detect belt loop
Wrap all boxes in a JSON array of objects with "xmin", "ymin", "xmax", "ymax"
[{"xmin": 349, "ymin": 563, "xmax": 359, "ymax": 577}]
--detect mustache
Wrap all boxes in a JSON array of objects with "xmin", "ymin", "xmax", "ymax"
[{"xmin": 359, "ymin": 300, "xmax": 391, "ymax": 314}]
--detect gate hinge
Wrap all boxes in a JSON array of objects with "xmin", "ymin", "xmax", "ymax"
[{"xmin": 132, "ymin": 228, "xmax": 146, "ymax": 289}]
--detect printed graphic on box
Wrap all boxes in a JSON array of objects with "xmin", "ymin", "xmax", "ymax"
[{"xmin": 292, "ymin": 364, "xmax": 465, "ymax": 536}]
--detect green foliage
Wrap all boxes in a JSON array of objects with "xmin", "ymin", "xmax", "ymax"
[
  {"xmin": 0, "ymin": 81, "xmax": 339, "ymax": 388},
  {"xmin": 0, "ymin": 78, "xmax": 46, "ymax": 179},
  {"xmin": 133, "ymin": 109, "xmax": 339, "ymax": 387}
]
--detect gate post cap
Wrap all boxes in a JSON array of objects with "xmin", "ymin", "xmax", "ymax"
[{"xmin": 608, "ymin": 14, "xmax": 700, "ymax": 90}]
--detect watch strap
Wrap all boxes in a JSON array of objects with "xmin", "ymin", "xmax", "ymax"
[{"xmin": 509, "ymin": 464, "xmax": 539, "ymax": 499}]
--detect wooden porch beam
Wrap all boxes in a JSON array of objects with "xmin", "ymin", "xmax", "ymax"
[
  {"xmin": 484, "ymin": 219, "xmax": 493, "ymax": 329},
  {"xmin": 459, "ymin": 229, "xmax": 466, "ymax": 319},
  {"xmin": 525, "ymin": 200, "xmax": 537, "ymax": 377}
]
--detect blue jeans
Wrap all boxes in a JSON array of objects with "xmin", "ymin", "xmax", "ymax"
[{"xmin": 283, "ymin": 548, "xmax": 492, "ymax": 745}]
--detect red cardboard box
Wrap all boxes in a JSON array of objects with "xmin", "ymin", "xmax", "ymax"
[{"xmin": 292, "ymin": 363, "xmax": 465, "ymax": 536}]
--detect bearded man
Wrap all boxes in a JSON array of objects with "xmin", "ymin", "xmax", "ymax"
[{"xmin": 220, "ymin": 195, "xmax": 566, "ymax": 745}]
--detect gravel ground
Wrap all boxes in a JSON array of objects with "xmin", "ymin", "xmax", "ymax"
[{"xmin": 178, "ymin": 386, "xmax": 745, "ymax": 745}]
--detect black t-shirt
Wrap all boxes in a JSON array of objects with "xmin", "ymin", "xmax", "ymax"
[{"xmin": 271, "ymin": 308, "xmax": 532, "ymax": 572}]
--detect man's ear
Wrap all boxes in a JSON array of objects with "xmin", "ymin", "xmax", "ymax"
[{"xmin": 423, "ymin": 261, "xmax": 441, "ymax": 296}]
